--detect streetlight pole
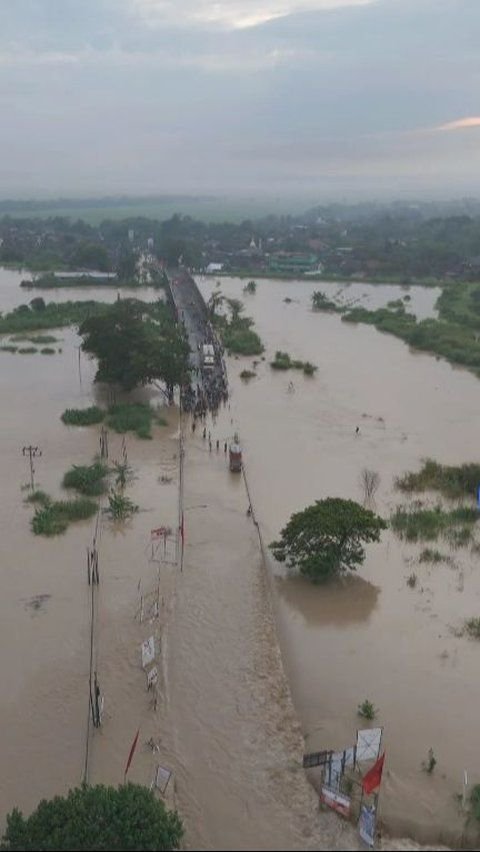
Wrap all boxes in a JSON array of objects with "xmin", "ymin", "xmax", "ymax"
[{"xmin": 22, "ymin": 445, "xmax": 42, "ymax": 493}]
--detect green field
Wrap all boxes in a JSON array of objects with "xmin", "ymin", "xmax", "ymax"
[{"xmin": 0, "ymin": 196, "xmax": 309, "ymax": 225}]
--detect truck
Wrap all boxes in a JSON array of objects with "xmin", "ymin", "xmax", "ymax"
[{"xmin": 202, "ymin": 343, "xmax": 215, "ymax": 370}]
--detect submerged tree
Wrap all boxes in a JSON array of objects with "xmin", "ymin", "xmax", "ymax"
[
  {"xmin": 0, "ymin": 783, "xmax": 183, "ymax": 851},
  {"xmin": 270, "ymin": 497, "xmax": 387, "ymax": 583},
  {"xmin": 79, "ymin": 299, "xmax": 190, "ymax": 398}
]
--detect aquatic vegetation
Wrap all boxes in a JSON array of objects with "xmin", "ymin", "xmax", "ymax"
[
  {"xmin": 0, "ymin": 300, "xmax": 111, "ymax": 334},
  {"xmin": 106, "ymin": 402, "xmax": 158, "ymax": 439},
  {"xmin": 62, "ymin": 461, "xmax": 109, "ymax": 496},
  {"xmin": 32, "ymin": 497, "xmax": 97, "ymax": 536},
  {"xmin": 61, "ymin": 406, "xmax": 105, "ymax": 426},
  {"xmin": 0, "ymin": 345, "xmax": 18, "ymax": 353},
  {"xmin": 464, "ymin": 617, "xmax": 480, "ymax": 639},
  {"xmin": 24, "ymin": 489, "xmax": 50, "ymax": 505},
  {"xmin": 240, "ymin": 369, "xmax": 256, "ymax": 380},
  {"xmin": 391, "ymin": 503, "xmax": 477, "ymax": 543},
  {"xmin": 270, "ymin": 351, "xmax": 317, "ymax": 375},
  {"xmin": 243, "ymin": 280, "xmax": 257, "ymax": 294},
  {"xmin": 312, "ymin": 290, "xmax": 339, "ymax": 311},
  {"xmin": 406, "ymin": 572, "xmax": 418, "ymax": 588},
  {"xmin": 106, "ymin": 491, "xmax": 138, "ymax": 521},
  {"xmin": 396, "ymin": 458, "xmax": 480, "ymax": 499},
  {"xmin": 418, "ymin": 548, "xmax": 448, "ymax": 563},
  {"xmin": 421, "ymin": 748, "xmax": 437, "ymax": 774},
  {"xmin": 18, "ymin": 346, "xmax": 37, "ymax": 354},
  {"xmin": 40, "ymin": 347, "xmax": 56, "ymax": 354},
  {"xmin": 357, "ymin": 699, "xmax": 377, "ymax": 720}
]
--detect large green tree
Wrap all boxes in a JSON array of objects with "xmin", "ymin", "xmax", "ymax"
[
  {"xmin": 270, "ymin": 497, "xmax": 386, "ymax": 583},
  {"xmin": 79, "ymin": 299, "xmax": 190, "ymax": 397},
  {"xmin": 0, "ymin": 783, "xmax": 183, "ymax": 851}
]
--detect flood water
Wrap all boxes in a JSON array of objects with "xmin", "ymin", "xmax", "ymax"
[
  {"xmin": 0, "ymin": 267, "xmax": 468, "ymax": 850},
  {"xmin": 195, "ymin": 275, "xmax": 480, "ymax": 848}
]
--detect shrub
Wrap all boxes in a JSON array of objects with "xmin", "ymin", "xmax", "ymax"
[
  {"xmin": 107, "ymin": 403, "xmax": 155, "ymax": 439},
  {"xmin": 357, "ymin": 699, "xmax": 377, "ymax": 720},
  {"xmin": 61, "ymin": 406, "xmax": 105, "ymax": 426},
  {"xmin": 18, "ymin": 347, "xmax": 37, "ymax": 354},
  {"xmin": 40, "ymin": 347, "xmax": 55, "ymax": 355},
  {"xmin": 107, "ymin": 491, "xmax": 138, "ymax": 520},
  {"xmin": 32, "ymin": 497, "xmax": 97, "ymax": 536},
  {"xmin": 240, "ymin": 369, "xmax": 256, "ymax": 380},
  {"xmin": 0, "ymin": 345, "xmax": 18, "ymax": 353},
  {"xmin": 62, "ymin": 462, "xmax": 109, "ymax": 496}
]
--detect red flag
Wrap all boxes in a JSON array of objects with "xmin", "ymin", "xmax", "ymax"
[
  {"xmin": 124, "ymin": 728, "xmax": 140, "ymax": 780},
  {"xmin": 362, "ymin": 752, "xmax": 385, "ymax": 795}
]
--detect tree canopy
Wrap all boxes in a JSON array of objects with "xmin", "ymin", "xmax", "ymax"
[
  {"xmin": 0, "ymin": 783, "xmax": 184, "ymax": 851},
  {"xmin": 79, "ymin": 298, "xmax": 190, "ymax": 395},
  {"xmin": 270, "ymin": 497, "xmax": 386, "ymax": 583}
]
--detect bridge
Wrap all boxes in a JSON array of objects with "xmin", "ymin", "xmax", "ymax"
[{"xmin": 164, "ymin": 268, "xmax": 228, "ymax": 412}]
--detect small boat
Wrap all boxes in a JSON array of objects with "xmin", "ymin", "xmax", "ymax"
[{"xmin": 229, "ymin": 433, "xmax": 242, "ymax": 473}]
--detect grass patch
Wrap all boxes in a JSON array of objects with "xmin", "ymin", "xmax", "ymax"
[
  {"xmin": 106, "ymin": 402, "xmax": 155, "ymax": 439},
  {"xmin": 396, "ymin": 458, "xmax": 480, "ymax": 500},
  {"xmin": 391, "ymin": 503, "xmax": 478, "ymax": 542},
  {"xmin": 240, "ymin": 369, "xmax": 256, "ymax": 380},
  {"xmin": 25, "ymin": 489, "xmax": 50, "ymax": 505},
  {"xmin": 40, "ymin": 347, "xmax": 56, "ymax": 354},
  {"xmin": 32, "ymin": 497, "xmax": 97, "ymax": 536},
  {"xmin": 270, "ymin": 351, "xmax": 317, "ymax": 375},
  {"xmin": 62, "ymin": 461, "xmax": 109, "ymax": 496},
  {"xmin": 0, "ymin": 345, "xmax": 18, "ymax": 353},
  {"xmin": 18, "ymin": 346, "xmax": 37, "ymax": 354},
  {"xmin": 419, "ymin": 547, "xmax": 448, "ymax": 563},
  {"xmin": 61, "ymin": 406, "xmax": 105, "ymax": 426}
]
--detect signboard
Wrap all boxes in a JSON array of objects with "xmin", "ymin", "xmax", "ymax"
[
  {"xmin": 320, "ymin": 786, "xmax": 351, "ymax": 818},
  {"xmin": 151, "ymin": 526, "xmax": 172, "ymax": 541},
  {"xmin": 141, "ymin": 636, "xmax": 155, "ymax": 668},
  {"xmin": 359, "ymin": 803, "xmax": 376, "ymax": 847},
  {"xmin": 356, "ymin": 728, "xmax": 383, "ymax": 763},
  {"xmin": 302, "ymin": 750, "xmax": 332, "ymax": 769},
  {"xmin": 152, "ymin": 764, "xmax": 172, "ymax": 795}
]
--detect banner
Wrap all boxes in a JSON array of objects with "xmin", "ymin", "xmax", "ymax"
[
  {"xmin": 320, "ymin": 786, "xmax": 351, "ymax": 818},
  {"xmin": 141, "ymin": 636, "xmax": 155, "ymax": 668},
  {"xmin": 359, "ymin": 803, "xmax": 376, "ymax": 847},
  {"xmin": 356, "ymin": 727, "xmax": 382, "ymax": 763},
  {"xmin": 124, "ymin": 728, "xmax": 140, "ymax": 779},
  {"xmin": 362, "ymin": 753, "xmax": 385, "ymax": 795}
]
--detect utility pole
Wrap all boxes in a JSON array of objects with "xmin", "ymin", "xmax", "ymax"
[{"xmin": 22, "ymin": 445, "xmax": 42, "ymax": 493}]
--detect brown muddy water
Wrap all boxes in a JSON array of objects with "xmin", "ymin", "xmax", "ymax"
[
  {"xmin": 195, "ymin": 274, "xmax": 480, "ymax": 849},
  {"xmin": 0, "ymin": 268, "xmax": 465, "ymax": 850}
]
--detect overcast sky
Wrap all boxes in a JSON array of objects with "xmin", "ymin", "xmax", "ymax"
[{"xmin": 1, "ymin": 0, "xmax": 480, "ymax": 200}]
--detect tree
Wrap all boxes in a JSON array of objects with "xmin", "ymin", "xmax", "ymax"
[
  {"xmin": 270, "ymin": 497, "xmax": 386, "ymax": 583},
  {"xmin": 0, "ymin": 782, "xmax": 183, "ymax": 851},
  {"xmin": 79, "ymin": 299, "xmax": 190, "ymax": 396}
]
